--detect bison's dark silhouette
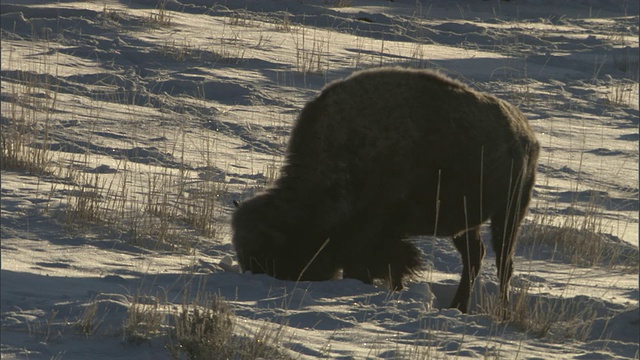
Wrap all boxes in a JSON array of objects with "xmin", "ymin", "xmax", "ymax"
[{"xmin": 232, "ymin": 67, "xmax": 539, "ymax": 313}]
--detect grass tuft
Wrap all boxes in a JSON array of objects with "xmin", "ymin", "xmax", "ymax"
[
  {"xmin": 146, "ymin": 1, "xmax": 173, "ymax": 27},
  {"xmin": 1, "ymin": 74, "xmax": 57, "ymax": 174},
  {"xmin": 166, "ymin": 288, "xmax": 294, "ymax": 359},
  {"xmin": 521, "ymin": 197, "xmax": 639, "ymax": 271},
  {"xmin": 169, "ymin": 294, "xmax": 234, "ymax": 359},
  {"xmin": 479, "ymin": 281, "xmax": 599, "ymax": 341},
  {"xmin": 124, "ymin": 293, "xmax": 166, "ymax": 344},
  {"xmin": 332, "ymin": 0, "xmax": 353, "ymax": 7}
]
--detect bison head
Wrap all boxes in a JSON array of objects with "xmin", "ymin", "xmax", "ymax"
[{"xmin": 232, "ymin": 193, "xmax": 339, "ymax": 282}]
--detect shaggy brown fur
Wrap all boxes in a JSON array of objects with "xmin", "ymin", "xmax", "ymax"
[{"xmin": 232, "ymin": 67, "xmax": 539, "ymax": 313}]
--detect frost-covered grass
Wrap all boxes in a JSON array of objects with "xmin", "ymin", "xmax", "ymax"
[{"xmin": 1, "ymin": 1, "xmax": 638, "ymax": 359}]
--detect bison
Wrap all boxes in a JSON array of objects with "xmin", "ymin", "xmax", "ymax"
[{"xmin": 232, "ymin": 67, "xmax": 539, "ymax": 313}]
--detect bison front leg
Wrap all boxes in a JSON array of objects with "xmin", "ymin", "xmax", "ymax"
[
  {"xmin": 338, "ymin": 199, "xmax": 424, "ymax": 289},
  {"xmin": 342, "ymin": 239, "xmax": 421, "ymax": 290},
  {"xmin": 340, "ymin": 233, "xmax": 397, "ymax": 288},
  {"xmin": 450, "ymin": 227, "xmax": 485, "ymax": 313},
  {"xmin": 340, "ymin": 216, "xmax": 423, "ymax": 291}
]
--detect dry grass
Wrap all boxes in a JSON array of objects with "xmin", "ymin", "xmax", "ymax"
[
  {"xmin": 1, "ymin": 69, "xmax": 57, "ymax": 174},
  {"xmin": 477, "ymin": 281, "xmax": 599, "ymax": 342},
  {"xmin": 167, "ymin": 291, "xmax": 293, "ymax": 360},
  {"xmin": 520, "ymin": 141, "xmax": 638, "ymax": 272},
  {"xmin": 273, "ymin": 11, "xmax": 293, "ymax": 32},
  {"xmin": 158, "ymin": 30, "xmax": 247, "ymax": 64},
  {"xmin": 124, "ymin": 295, "xmax": 166, "ymax": 344},
  {"xmin": 145, "ymin": 1, "xmax": 172, "ymax": 27},
  {"xmin": 332, "ymin": 0, "xmax": 353, "ymax": 7},
  {"xmin": 1, "ymin": 57, "xmax": 224, "ymax": 255},
  {"xmin": 605, "ymin": 80, "xmax": 638, "ymax": 108},
  {"xmin": 25, "ymin": 309, "xmax": 61, "ymax": 344},
  {"xmin": 521, "ymin": 213, "xmax": 639, "ymax": 271},
  {"xmin": 76, "ymin": 299, "xmax": 104, "ymax": 337},
  {"xmin": 168, "ymin": 293, "xmax": 235, "ymax": 359},
  {"xmin": 0, "ymin": 63, "xmax": 287, "ymax": 354},
  {"xmin": 293, "ymin": 27, "xmax": 330, "ymax": 76}
]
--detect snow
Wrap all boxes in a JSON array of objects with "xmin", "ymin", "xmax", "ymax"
[{"xmin": 1, "ymin": 0, "xmax": 638, "ymax": 359}]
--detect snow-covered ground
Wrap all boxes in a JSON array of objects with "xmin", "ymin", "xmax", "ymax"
[{"xmin": 1, "ymin": 0, "xmax": 638, "ymax": 359}]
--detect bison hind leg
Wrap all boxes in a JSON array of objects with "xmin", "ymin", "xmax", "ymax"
[{"xmin": 450, "ymin": 227, "xmax": 485, "ymax": 313}]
